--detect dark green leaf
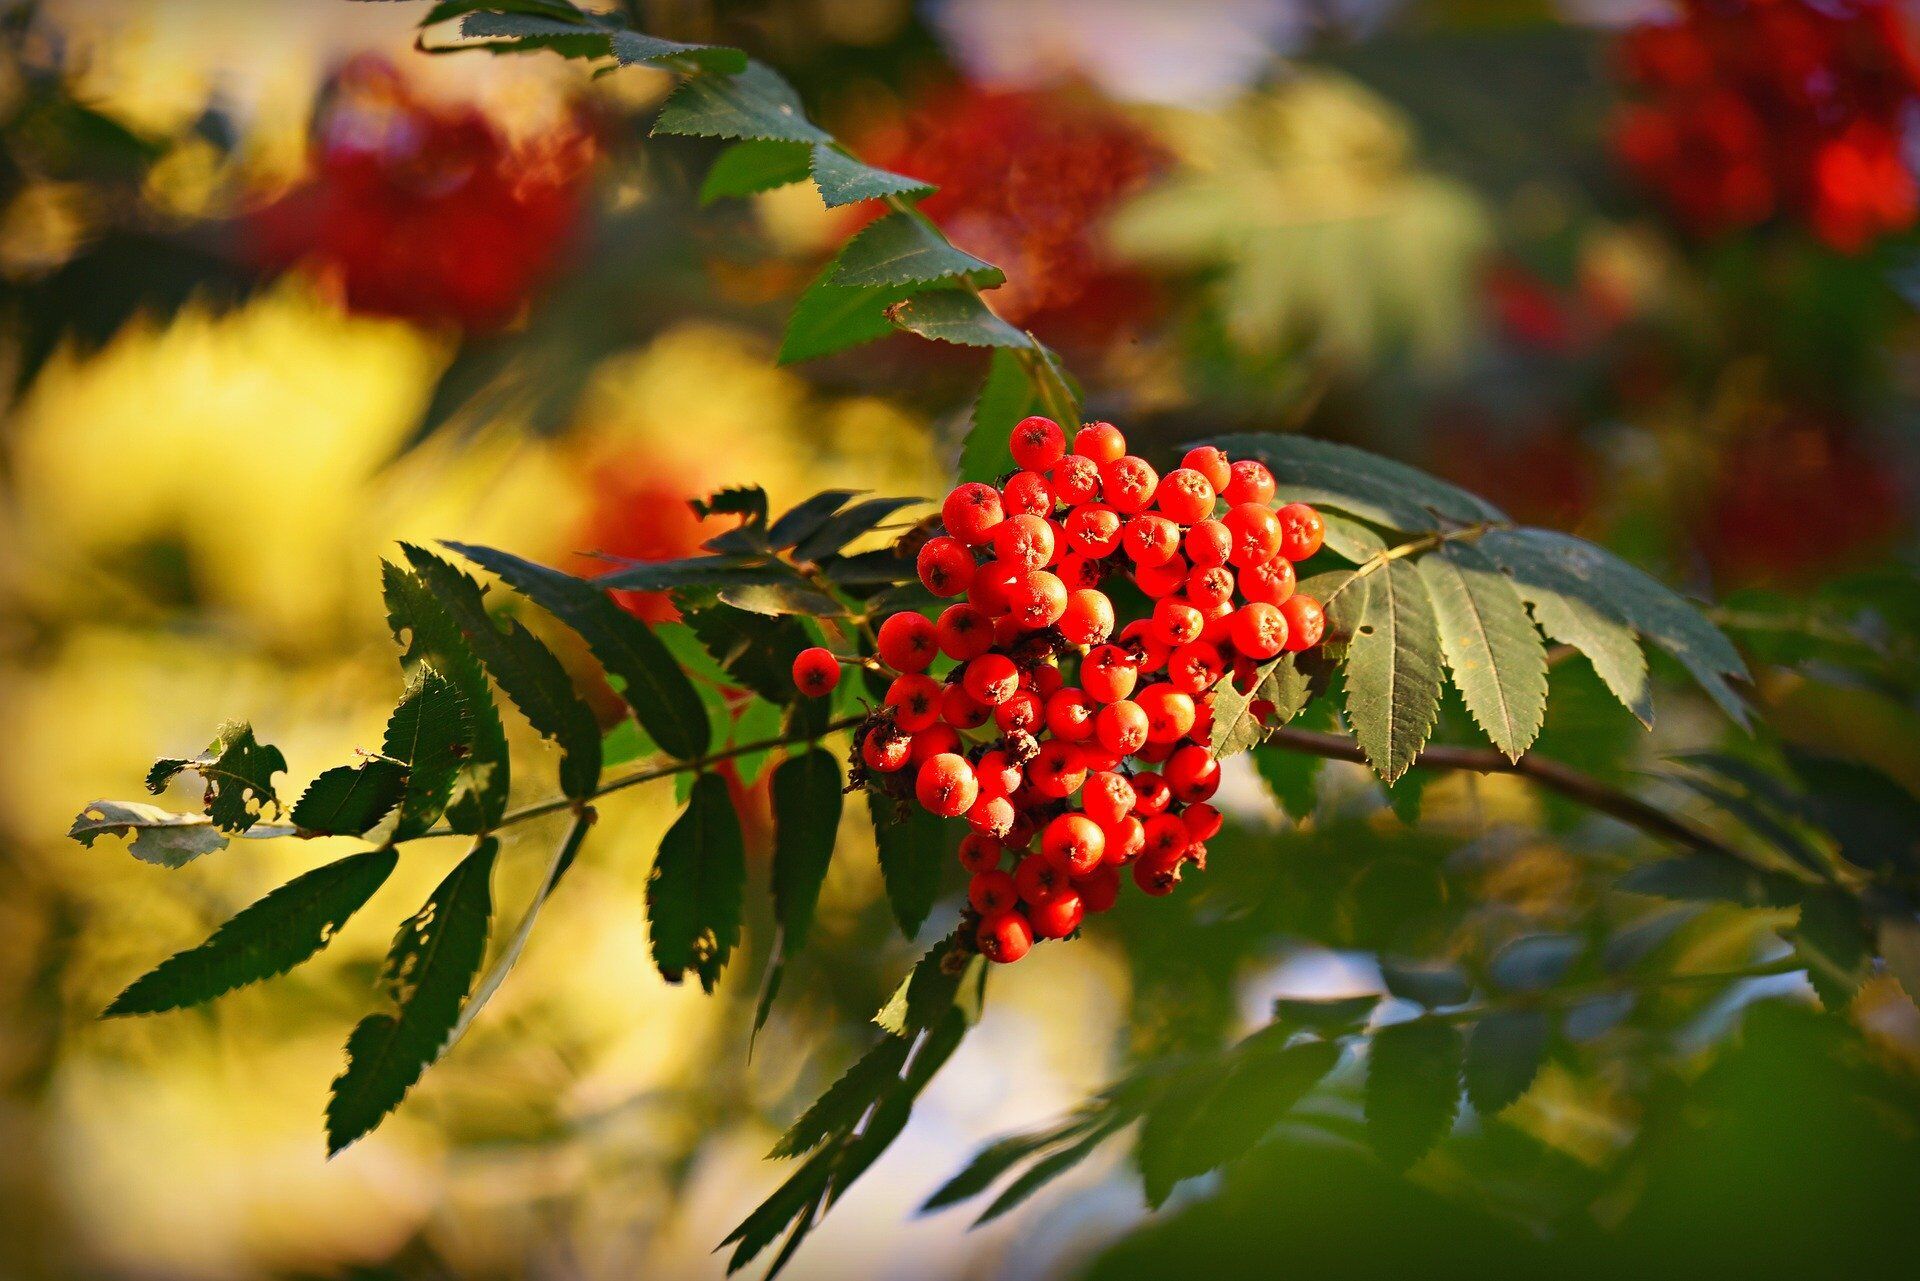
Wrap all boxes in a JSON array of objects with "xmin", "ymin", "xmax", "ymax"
[
  {"xmin": 1417, "ymin": 542, "xmax": 1547, "ymax": 760},
  {"xmin": 1464, "ymin": 1009, "xmax": 1549, "ymax": 1114},
  {"xmin": 682, "ymin": 602, "xmax": 814, "ymax": 703},
  {"xmin": 1339, "ymin": 560, "xmax": 1444, "ymax": 783},
  {"xmin": 1789, "ymin": 892, "xmax": 1872, "ymax": 1010},
  {"xmin": 646, "ymin": 773, "xmax": 746, "ymax": 992},
  {"xmin": 778, "ymin": 259, "xmax": 919, "ymax": 364},
  {"xmin": 869, "ymin": 793, "xmax": 945, "ymax": 938},
  {"xmin": 767, "ymin": 489, "xmax": 860, "ymax": 550},
  {"xmin": 445, "ymin": 541, "xmax": 710, "ymax": 759},
  {"xmin": 1488, "ymin": 933, "xmax": 1582, "ymax": 992},
  {"xmin": 770, "ymin": 1033, "xmax": 912, "ymax": 1158},
  {"xmin": 722, "ymin": 1143, "xmax": 836, "ymax": 1274},
  {"xmin": 146, "ymin": 721, "xmax": 287, "ymax": 835},
  {"xmin": 874, "ymin": 934, "xmax": 975, "ymax": 1037},
  {"xmin": 1316, "ymin": 511, "xmax": 1388, "ymax": 562},
  {"xmin": 455, "ymin": 11, "xmax": 747, "ymax": 73},
  {"xmin": 771, "ymin": 750, "xmax": 842, "ymax": 950},
  {"xmin": 975, "ymin": 1120, "xmax": 1123, "ymax": 1225},
  {"xmin": 1207, "ymin": 433, "xmax": 1507, "ymax": 531},
  {"xmin": 326, "ymin": 838, "xmax": 497, "ymax": 1154},
  {"xmin": 700, "ymin": 139, "xmax": 811, "ymax": 205},
  {"xmin": 792, "ymin": 496, "xmax": 923, "ymax": 564},
  {"xmin": 653, "ymin": 60, "xmax": 830, "ymax": 143},
  {"xmin": 1140, "ymin": 1037, "xmax": 1341, "ymax": 1206},
  {"xmin": 290, "ymin": 762, "xmax": 408, "ymax": 836},
  {"xmin": 809, "ymin": 145, "xmax": 933, "ymax": 208},
  {"xmin": 921, "ymin": 1123, "xmax": 1088, "ymax": 1213},
  {"xmin": 1379, "ymin": 958, "xmax": 1471, "ymax": 1007},
  {"xmin": 105, "ymin": 849, "xmax": 398, "ymax": 1016},
  {"xmin": 1273, "ymin": 994, "xmax": 1379, "ymax": 1031},
  {"xmin": 887, "ymin": 290, "xmax": 1028, "ymax": 346},
  {"xmin": 830, "ymin": 213, "xmax": 1003, "ymax": 290},
  {"xmin": 1365, "ymin": 1016, "xmax": 1462, "ymax": 1169},
  {"xmin": 590, "ymin": 555, "xmax": 794, "ymax": 593},
  {"xmin": 962, "ymin": 347, "xmax": 1035, "ymax": 483},
  {"xmin": 381, "ymin": 667, "xmax": 473, "ymax": 841},
  {"xmin": 1617, "ymin": 854, "xmax": 1801, "ymax": 907}
]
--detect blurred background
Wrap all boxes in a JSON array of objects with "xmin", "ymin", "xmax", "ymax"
[{"xmin": 4, "ymin": 0, "xmax": 1920, "ymax": 1276}]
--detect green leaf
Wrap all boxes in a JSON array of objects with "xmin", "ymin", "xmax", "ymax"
[
  {"xmin": 887, "ymin": 290, "xmax": 1028, "ymax": 347},
  {"xmin": 646, "ymin": 772, "xmax": 746, "ymax": 992},
  {"xmin": 1207, "ymin": 433, "xmax": 1507, "ymax": 531},
  {"xmin": 722, "ymin": 1143, "xmax": 836, "ymax": 1274},
  {"xmin": 455, "ymin": 11, "xmax": 747, "ymax": 73},
  {"xmin": 1464, "ymin": 1009, "xmax": 1549, "ymax": 1114},
  {"xmin": 829, "ymin": 213, "xmax": 1003, "ymax": 290},
  {"xmin": 874, "ymin": 934, "xmax": 976, "ymax": 1037},
  {"xmin": 590, "ymin": 555, "xmax": 795, "ymax": 593},
  {"xmin": 104, "ymin": 849, "xmax": 399, "ymax": 1017},
  {"xmin": 793, "ymin": 496, "xmax": 923, "ymax": 564},
  {"xmin": 382, "ymin": 559, "xmax": 509, "ymax": 830},
  {"xmin": 809, "ymin": 145, "xmax": 933, "ymax": 208},
  {"xmin": 718, "ymin": 582, "xmax": 847, "ymax": 617},
  {"xmin": 146, "ymin": 721, "xmax": 287, "ymax": 835},
  {"xmin": 1417, "ymin": 542, "xmax": 1547, "ymax": 761},
  {"xmin": 1338, "ymin": 560, "xmax": 1444, "ymax": 783},
  {"xmin": 770, "ymin": 1033, "xmax": 912, "ymax": 1158},
  {"xmin": 974, "ymin": 1121, "xmax": 1123, "ymax": 1225},
  {"xmin": 1316, "ymin": 511, "xmax": 1389, "ymax": 562},
  {"xmin": 700, "ymin": 139, "xmax": 811, "ymax": 205},
  {"xmin": 653, "ymin": 60, "xmax": 830, "ymax": 143},
  {"xmin": 445, "ymin": 541, "xmax": 710, "ymax": 760},
  {"xmin": 327, "ymin": 837, "xmax": 498, "ymax": 1154},
  {"xmin": 1788, "ymin": 892, "xmax": 1872, "ymax": 1010},
  {"xmin": 869, "ymin": 793, "xmax": 945, "ymax": 938},
  {"xmin": 768, "ymin": 489, "xmax": 861, "ymax": 550},
  {"xmin": 771, "ymin": 750, "xmax": 842, "ymax": 951},
  {"xmin": 921, "ymin": 1124, "xmax": 1087, "ymax": 1213},
  {"xmin": 1488, "ymin": 933, "xmax": 1582, "ymax": 992},
  {"xmin": 70, "ymin": 800, "xmax": 235, "ymax": 867},
  {"xmin": 381, "ymin": 667, "xmax": 474, "ymax": 841},
  {"xmin": 682, "ymin": 603, "xmax": 815, "ymax": 704},
  {"xmin": 400, "ymin": 546, "xmax": 601, "ymax": 798},
  {"xmin": 962, "ymin": 348, "xmax": 1036, "ymax": 482},
  {"xmin": 1616, "ymin": 854, "xmax": 1801, "ymax": 907},
  {"xmin": 1365, "ymin": 1016, "xmax": 1462, "ymax": 1169},
  {"xmin": 290, "ymin": 762, "xmax": 408, "ymax": 836},
  {"xmin": 1273, "ymin": 993, "xmax": 1380, "ymax": 1031},
  {"xmin": 778, "ymin": 259, "xmax": 918, "ymax": 364},
  {"xmin": 1379, "ymin": 957, "xmax": 1471, "ymax": 1007}
]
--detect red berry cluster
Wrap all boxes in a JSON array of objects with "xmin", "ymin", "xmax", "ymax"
[
  {"xmin": 792, "ymin": 418, "xmax": 1327, "ymax": 965},
  {"xmin": 1612, "ymin": 0, "xmax": 1920, "ymax": 252}
]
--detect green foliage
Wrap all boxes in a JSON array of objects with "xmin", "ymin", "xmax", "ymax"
[
  {"xmin": 869, "ymin": 793, "xmax": 947, "ymax": 939},
  {"xmin": 1417, "ymin": 543, "xmax": 1546, "ymax": 760},
  {"xmin": 1364, "ymin": 1016, "xmax": 1463, "ymax": 1169},
  {"xmin": 381, "ymin": 667, "xmax": 474, "ymax": 841},
  {"xmin": 770, "ymin": 750, "xmax": 842, "ymax": 951},
  {"xmin": 145, "ymin": 721, "xmax": 287, "ymax": 835},
  {"xmin": 809, "ymin": 146, "xmax": 933, "ymax": 209},
  {"xmin": 327, "ymin": 838, "xmax": 497, "ymax": 1154},
  {"xmin": 1463, "ymin": 1009, "xmax": 1550, "ymax": 1114},
  {"xmin": 1337, "ymin": 561, "xmax": 1445, "ymax": 783},
  {"xmin": 654, "ymin": 60, "xmax": 831, "ymax": 144},
  {"xmin": 887, "ymin": 291, "xmax": 1029, "ymax": 346},
  {"xmin": 646, "ymin": 772, "xmax": 746, "ymax": 992},
  {"xmin": 289, "ymin": 762, "xmax": 408, "ymax": 836},
  {"xmin": 828, "ymin": 213, "xmax": 1003, "ymax": 291},
  {"xmin": 69, "ymin": 799, "xmax": 251, "ymax": 867},
  {"xmin": 105, "ymin": 849, "xmax": 398, "ymax": 1017}
]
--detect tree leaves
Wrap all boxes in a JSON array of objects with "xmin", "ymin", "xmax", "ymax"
[
  {"xmin": 887, "ymin": 291, "xmax": 1029, "ymax": 347},
  {"xmin": 1418, "ymin": 542, "xmax": 1547, "ymax": 761},
  {"xmin": 146, "ymin": 721, "xmax": 287, "ymax": 835},
  {"xmin": 1464, "ymin": 1009, "xmax": 1549, "ymax": 1115},
  {"xmin": 290, "ymin": 762, "xmax": 408, "ymax": 836},
  {"xmin": 450, "ymin": 8, "xmax": 747, "ymax": 73},
  {"xmin": 771, "ymin": 750, "xmax": 842, "ymax": 951},
  {"xmin": 653, "ymin": 59, "xmax": 830, "ymax": 143},
  {"xmin": 809, "ymin": 145, "xmax": 933, "ymax": 208},
  {"xmin": 700, "ymin": 139, "xmax": 812, "ymax": 204},
  {"xmin": 446, "ymin": 541, "xmax": 709, "ymax": 760},
  {"xmin": 1209, "ymin": 432, "xmax": 1506, "ymax": 531},
  {"xmin": 105, "ymin": 849, "xmax": 398, "ymax": 1017},
  {"xmin": 327, "ymin": 837, "xmax": 497, "ymax": 1154},
  {"xmin": 381, "ymin": 667, "xmax": 474, "ymax": 841},
  {"xmin": 869, "ymin": 793, "xmax": 946, "ymax": 939},
  {"xmin": 1365, "ymin": 1016, "xmax": 1462, "ymax": 1169},
  {"xmin": 69, "ymin": 800, "xmax": 245, "ymax": 867},
  {"xmin": 828, "ymin": 213, "xmax": 1003, "ymax": 290},
  {"xmin": 647, "ymin": 772, "xmax": 746, "ymax": 992},
  {"xmin": 1338, "ymin": 561, "xmax": 1444, "ymax": 784}
]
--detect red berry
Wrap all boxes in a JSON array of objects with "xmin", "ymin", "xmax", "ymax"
[
  {"xmin": 969, "ymin": 868, "xmax": 1019, "ymax": 915},
  {"xmin": 1028, "ymin": 738, "xmax": 1089, "ymax": 799},
  {"xmin": 1164, "ymin": 744, "xmax": 1221, "ymax": 802},
  {"xmin": 1059, "ymin": 588, "xmax": 1116, "ymax": 647},
  {"xmin": 1046, "ymin": 687, "xmax": 1098, "ymax": 741},
  {"xmin": 1029, "ymin": 663, "xmax": 1064, "ymax": 697},
  {"xmin": 1029, "ymin": 891, "xmax": 1085, "ymax": 940},
  {"xmin": 936, "ymin": 603, "xmax": 993, "ymax": 660},
  {"xmin": 975, "ymin": 749, "xmax": 1023, "ymax": 797},
  {"xmin": 861, "ymin": 723, "xmax": 912, "ymax": 773},
  {"xmin": 1134, "ymin": 555, "xmax": 1189, "ymax": 599},
  {"xmin": 1042, "ymin": 813, "xmax": 1106, "ymax": 876},
  {"xmin": 1132, "ymin": 771, "xmax": 1172, "ymax": 815},
  {"xmin": 1132, "ymin": 847, "xmax": 1184, "ymax": 896},
  {"xmin": 1010, "ymin": 415, "xmax": 1067, "ymax": 471},
  {"xmin": 1238, "ymin": 556, "xmax": 1296, "ymax": 606},
  {"xmin": 1081, "ymin": 644, "xmax": 1140, "ymax": 703},
  {"xmin": 1014, "ymin": 853, "xmax": 1070, "ymax": 906},
  {"xmin": 958, "ymin": 832, "xmax": 1004, "ymax": 873},
  {"xmin": 1168, "ymin": 641, "xmax": 1226, "ymax": 694},
  {"xmin": 1006, "ymin": 569, "xmax": 1069, "ymax": 630},
  {"xmin": 917, "ymin": 536, "xmax": 975, "ymax": 597},
  {"xmin": 977, "ymin": 910, "xmax": 1033, "ymax": 963},
  {"xmin": 1051, "ymin": 454, "xmax": 1101, "ymax": 506},
  {"xmin": 1101, "ymin": 456, "xmax": 1159, "ymax": 514},
  {"xmin": 1230, "ymin": 601, "xmax": 1288, "ymax": 660},
  {"xmin": 966, "ymin": 794, "xmax": 1016, "ymax": 839},
  {"xmin": 1152, "ymin": 596, "xmax": 1205, "ymax": 646},
  {"xmin": 1065, "ymin": 503, "xmax": 1123, "ymax": 556},
  {"xmin": 1099, "ymin": 814, "xmax": 1146, "ymax": 865},
  {"xmin": 963, "ymin": 652, "xmax": 1020, "ymax": 705},
  {"xmin": 1186, "ymin": 564, "xmax": 1235, "ymax": 608},
  {"xmin": 1155, "ymin": 467, "xmax": 1217, "ymax": 524},
  {"xmin": 1223, "ymin": 459, "xmax": 1276, "ymax": 506},
  {"xmin": 1057, "ymin": 552, "xmax": 1103, "ymax": 591},
  {"xmin": 877, "ymin": 610, "xmax": 938, "ymax": 673},
  {"xmin": 886, "ymin": 674, "xmax": 943, "ymax": 732},
  {"xmin": 1137, "ymin": 683, "xmax": 1198, "ymax": 743},
  {"xmin": 942, "ymin": 481, "xmax": 1005, "ymax": 546},
  {"xmin": 910, "ymin": 723, "xmax": 962, "ymax": 765},
  {"xmin": 1279, "ymin": 594, "xmax": 1326, "ymax": 651},
  {"xmin": 1073, "ymin": 421, "xmax": 1127, "ymax": 463},
  {"xmin": 1123, "ymin": 514, "xmax": 1181, "ymax": 566},
  {"xmin": 1002, "ymin": 470, "xmax": 1054, "ymax": 517},
  {"xmin": 1119, "ymin": 619, "xmax": 1172, "ymax": 673},
  {"xmin": 915, "ymin": 752, "xmax": 979, "ymax": 817},
  {"xmin": 1184, "ymin": 518, "xmax": 1232, "ymax": 567},
  {"xmin": 1222, "ymin": 503, "xmax": 1282, "ymax": 568},
  {"xmin": 1276, "ymin": 502, "xmax": 1324, "ymax": 561},
  {"xmin": 1181, "ymin": 446, "xmax": 1232, "ymax": 492},
  {"xmin": 1082, "ymin": 770, "xmax": 1137, "ymax": 825},
  {"xmin": 1075, "ymin": 866, "xmax": 1122, "ymax": 913},
  {"xmin": 993, "ymin": 512, "xmax": 1056, "ymax": 571},
  {"xmin": 792, "ymin": 646, "xmax": 839, "ymax": 697},
  {"xmin": 1183, "ymin": 802, "xmax": 1224, "ymax": 842},
  {"xmin": 941, "ymin": 684, "xmax": 990, "ymax": 730},
  {"xmin": 1095, "ymin": 699, "xmax": 1150, "ymax": 755},
  {"xmin": 1144, "ymin": 812, "xmax": 1191, "ymax": 861},
  {"xmin": 994, "ymin": 689, "xmax": 1045, "ymax": 735}
]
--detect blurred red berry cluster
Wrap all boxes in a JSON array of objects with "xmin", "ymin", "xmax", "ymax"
[
  {"xmin": 1613, "ymin": 0, "xmax": 1920, "ymax": 252},
  {"xmin": 855, "ymin": 84, "xmax": 1167, "ymax": 340},
  {"xmin": 248, "ymin": 57, "xmax": 598, "ymax": 330}
]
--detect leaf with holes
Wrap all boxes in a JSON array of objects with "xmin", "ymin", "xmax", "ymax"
[
  {"xmin": 1337, "ymin": 560, "xmax": 1444, "ymax": 783},
  {"xmin": 146, "ymin": 722, "xmax": 287, "ymax": 835},
  {"xmin": 647, "ymin": 773, "xmax": 746, "ymax": 992},
  {"xmin": 382, "ymin": 667, "xmax": 474, "ymax": 841},
  {"xmin": 70, "ymin": 800, "xmax": 239, "ymax": 867},
  {"xmin": 1418, "ymin": 542, "xmax": 1547, "ymax": 760}
]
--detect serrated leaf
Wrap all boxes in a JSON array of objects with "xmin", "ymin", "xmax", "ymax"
[
  {"xmin": 653, "ymin": 59, "xmax": 829, "ymax": 142},
  {"xmin": 692, "ymin": 485, "xmax": 770, "ymax": 527},
  {"xmin": 921, "ymin": 1124, "xmax": 1086, "ymax": 1213},
  {"xmin": 700, "ymin": 139, "xmax": 811, "ymax": 205},
  {"xmin": 1418, "ymin": 542, "xmax": 1547, "ymax": 760},
  {"xmin": 974, "ymin": 1121, "xmax": 1121, "ymax": 1225},
  {"xmin": 1207, "ymin": 433, "xmax": 1507, "ymax": 531},
  {"xmin": 455, "ymin": 11, "xmax": 746, "ymax": 73},
  {"xmin": 887, "ymin": 290, "xmax": 1028, "ymax": 346},
  {"xmin": 1661, "ymin": 770, "xmax": 1826, "ymax": 877},
  {"xmin": 1379, "ymin": 957, "xmax": 1471, "ymax": 1007},
  {"xmin": 766, "ymin": 489, "xmax": 860, "ymax": 551},
  {"xmin": 646, "ymin": 773, "xmax": 746, "ymax": 992},
  {"xmin": 1617, "ymin": 854, "xmax": 1801, "ymax": 907},
  {"xmin": 591, "ymin": 555, "xmax": 795, "ymax": 593},
  {"xmin": 771, "ymin": 750, "xmax": 842, "ymax": 951},
  {"xmin": 290, "ymin": 762, "xmax": 408, "ymax": 836},
  {"xmin": 1464, "ymin": 1009, "xmax": 1548, "ymax": 1114},
  {"xmin": 793, "ymin": 496, "xmax": 923, "ymax": 564},
  {"xmin": 1880, "ymin": 915, "xmax": 1920, "ymax": 1010},
  {"xmin": 722, "ymin": 1143, "xmax": 836, "ymax": 1274},
  {"xmin": 1789, "ymin": 892, "xmax": 1872, "ymax": 1010},
  {"xmin": 446, "ymin": 541, "xmax": 710, "ymax": 760},
  {"xmin": 719, "ymin": 582, "xmax": 847, "ymax": 617},
  {"xmin": 70, "ymin": 800, "xmax": 233, "ymax": 867},
  {"xmin": 778, "ymin": 259, "xmax": 919, "ymax": 364},
  {"xmin": 1488, "ymin": 933, "xmax": 1582, "ymax": 992},
  {"xmin": 1208, "ymin": 658, "xmax": 1280, "ymax": 759},
  {"xmin": 1253, "ymin": 741, "xmax": 1323, "ymax": 821},
  {"xmin": 874, "ymin": 934, "xmax": 975, "ymax": 1037},
  {"xmin": 382, "ymin": 667, "xmax": 474, "ymax": 841},
  {"xmin": 1339, "ymin": 560, "xmax": 1443, "ymax": 783},
  {"xmin": 810, "ymin": 144, "xmax": 933, "ymax": 208},
  {"xmin": 1273, "ymin": 993, "xmax": 1379, "ymax": 1031},
  {"xmin": 830, "ymin": 213, "xmax": 1003, "ymax": 290},
  {"xmin": 962, "ymin": 347, "xmax": 1035, "ymax": 482},
  {"xmin": 326, "ymin": 837, "xmax": 497, "ymax": 1154},
  {"xmin": 146, "ymin": 721, "xmax": 287, "ymax": 835},
  {"xmin": 382, "ymin": 559, "xmax": 508, "ymax": 830},
  {"xmin": 682, "ymin": 603, "xmax": 814, "ymax": 703},
  {"xmin": 869, "ymin": 793, "xmax": 945, "ymax": 938},
  {"xmin": 1365, "ymin": 1016, "xmax": 1462, "ymax": 1169},
  {"xmin": 400, "ymin": 546, "xmax": 601, "ymax": 798},
  {"xmin": 770, "ymin": 1033, "xmax": 912, "ymax": 1158},
  {"xmin": 105, "ymin": 848, "xmax": 399, "ymax": 1017}
]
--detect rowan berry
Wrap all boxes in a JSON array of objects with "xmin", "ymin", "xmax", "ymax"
[
  {"xmin": 1222, "ymin": 503, "xmax": 1282, "ymax": 567},
  {"xmin": 916, "ymin": 752, "xmax": 978, "ymax": 817},
  {"xmin": 1144, "ymin": 811, "xmax": 1191, "ymax": 862},
  {"xmin": 792, "ymin": 646, "xmax": 839, "ymax": 697},
  {"xmin": 1081, "ymin": 644, "xmax": 1140, "ymax": 703},
  {"xmin": 1279, "ymin": 594, "xmax": 1326, "ymax": 651},
  {"xmin": 969, "ymin": 560, "xmax": 1020, "ymax": 615},
  {"xmin": 1095, "ymin": 699, "xmax": 1149, "ymax": 755},
  {"xmin": 963, "ymin": 652, "xmax": 1020, "ymax": 706},
  {"xmin": 1014, "ymin": 853, "xmax": 1069, "ymax": 906},
  {"xmin": 1133, "ymin": 738, "xmax": 1174, "ymax": 764},
  {"xmin": 1082, "ymin": 770, "xmax": 1137, "ymax": 825},
  {"xmin": 1181, "ymin": 445, "xmax": 1233, "ymax": 492},
  {"xmin": 1132, "ymin": 771, "xmax": 1172, "ymax": 815},
  {"xmin": 1057, "ymin": 553, "xmax": 1103, "ymax": 591},
  {"xmin": 1028, "ymin": 738, "xmax": 1089, "ymax": 799},
  {"xmin": 1119, "ymin": 619, "xmax": 1171, "ymax": 673},
  {"xmin": 877, "ymin": 610, "xmax": 937, "ymax": 673},
  {"xmin": 1132, "ymin": 847, "xmax": 1184, "ymax": 896},
  {"xmin": 1059, "ymin": 588, "xmax": 1116, "ymax": 647},
  {"xmin": 958, "ymin": 832, "xmax": 1004, "ymax": 873},
  {"xmin": 1238, "ymin": 556, "xmax": 1295, "ymax": 606},
  {"xmin": 917, "ymin": 536, "xmax": 975, "ymax": 597},
  {"xmin": 1187, "ymin": 564, "xmax": 1235, "ymax": 608},
  {"xmin": 1123, "ymin": 514, "xmax": 1181, "ymax": 566},
  {"xmin": 1029, "ymin": 891, "xmax": 1085, "ymax": 940},
  {"xmin": 1134, "ymin": 555, "xmax": 1188, "ymax": 599},
  {"xmin": 909, "ymin": 724, "xmax": 962, "ymax": 765},
  {"xmin": 1046, "ymin": 687, "xmax": 1098, "ymax": 741},
  {"xmin": 969, "ymin": 869, "xmax": 1019, "ymax": 916},
  {"xmin": 1276, "ymin": 502, "xmax": 1325, "ymax": 561},
  {"xmin": 1155, "ymin": 467, "xmax": 1217, "ymax": 524},
  {"xmin": 1184, "ymin": 518, "xmax": 1231, "ymax": 568},
  {"xmin": 993, "ymin": 513, "xmax": 1056, "ymax": 571},
  {"xmin": 1002, "ymin": 470, "xmax": 1055, "ymax": 517},
  {"xmin": 1073, "ymin": 421, "xmax": 1127, "ymax": 463},
  {"xmin": 1042, "ymin": 813, "xmax": 1106, "ymax": 876},
  {"xmin": 1102, "ymin": 456, "xmax": 1159, "ymax": 514},
  {"xmin": 1075, "ymin": 866, "xmax": 1122, "ymax": 913},
  {"xmin": 977, "ymin": 910, "xmax": 1033, "ymax": 963},
  {"xmin": 975, "ymin": 750, "xmax": 1023, "ymax": 798},
  {"xmin": 1137, "ymin": 683, "xmax": 1198, "ymax": 743},
  {"xmin": 1164, "ymin": 743, "xmax": 1221, "ymax": 802},
  {"xmin": 1010, "ymin": 415, "xmax": 1067, "ymax": 471},
  {"xmin": 1222, "ymin": 458, "xmax": 1276, "ymax": 506},
  {"xmin": 966, "ymin": 794, "xmax": 1016, "ymax": 839},
  {"xmin": 861, "ymin": 723, "xmax": 911, "ymax": 773},
  {"xmin": 1230, "ymin": 601, "xmax": 1288, "ymax": 660},
  {"xmin": 1100, "ymin": 814, "xmax": 1146, "ymax": 865},
  {"xmin": 994, "ymin": 689, "xmax": 1044, "ymax": 735},
  {"xmin": 886, "ymin": 674, "xmax": 943, "ymax": 732},
  {"xmin": 1168, "ymin": 641, "xmax": 1225, "ymax": 694},
  {"xmin": 1183, "ymin": 802, "xmax": 1224, "ymax": 842},
  {"xmin": 1051, "ymin": 454, "xmax": 1101, "ymax": 506},
  {"xmin": 1064, "ymin": 503, "xmax": 1122, "ymax": 556},
  {"xmin": 942, "ymin": 481, "xmax": 1005, "ymax": 546},
  {"xmin": 936, "ymin": 603, "xmax": 993, "ymax": 660},
  {"xmin": 1006, "ymin": 569, "xmax": 1069, "ymax": 630},
  {"xmin": 1152, "ymin": 597, "xmax": 1205, "ymax": 647},
  {"xmin": 1028, "ymin": 663, "xmax": 1064, "ymax": 698}
]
